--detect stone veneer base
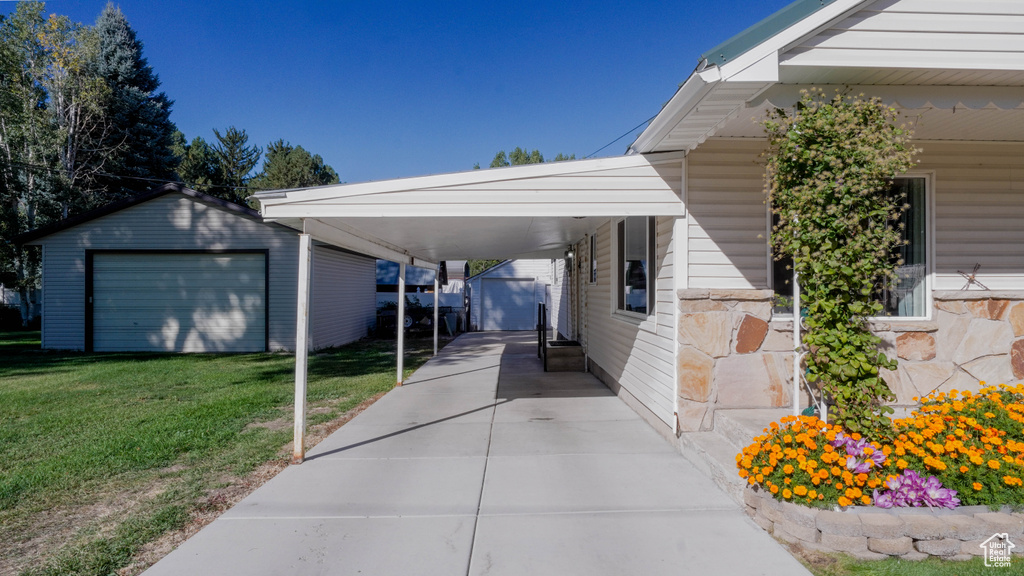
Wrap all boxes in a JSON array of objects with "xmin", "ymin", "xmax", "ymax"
[{"xmin": 744, "ymin": 484, "xmax": 1024, "ymax": 560}]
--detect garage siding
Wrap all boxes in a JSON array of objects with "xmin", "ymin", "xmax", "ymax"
[
  {"xmin": 310, "ymin": 245, "xmax": 377, "ymax": 349},
  {"xmin": 36, "ymin": 193, "xmax": 298, "ymax": 350}
]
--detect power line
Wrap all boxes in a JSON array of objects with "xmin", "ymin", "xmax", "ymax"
[
  {"xmin": 0, "ymin": 159, "xmax": 264, "ymax": 192},
  {"xmin": 584, "ymin": 114, "xmax": 658, "ymax": 159}
]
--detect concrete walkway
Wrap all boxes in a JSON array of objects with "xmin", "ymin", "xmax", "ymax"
[{"xmin": 144, "ymin": 332, "xmax": 808, "ymax": 575}]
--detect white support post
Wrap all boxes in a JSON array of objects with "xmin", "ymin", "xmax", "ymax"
[
  {"xmin": 792, "ymin": 268, "xmax": 801, "ymax": 418},
  {"xmin": 396, "ymin": 262, "xmax": 406, "ymax": 386},
  {"xmin": 433, "ymin": 267, "xmax": 439, "ymax": 356},
  {"xmin": 292, "ymin": 233, "xmax": 312, "ymax": 464}
]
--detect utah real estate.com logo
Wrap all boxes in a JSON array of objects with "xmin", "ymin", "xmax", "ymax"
[{"xmin": 981, "ymin": 533, "xmax": 1015, "ymax": 568}]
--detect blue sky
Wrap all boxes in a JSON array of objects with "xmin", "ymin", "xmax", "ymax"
[{"xmin": 4, "ymin": 0, "xmax": 794, "ymax": 184}]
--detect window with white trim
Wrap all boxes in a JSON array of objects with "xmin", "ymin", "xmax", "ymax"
[
  {"xmin": 770, "ymin": 177, "xmax": 929, "ymax": 318},
  {"xmin": 616, "ymin": 216, "xmax": 655, "ymax": 315}
]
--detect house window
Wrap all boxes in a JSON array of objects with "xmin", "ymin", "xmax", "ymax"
[
  {"xmin": 616, "ymin": 216, "xmax": 656, "ymax": 315},
  {"xmin": 590, "ymin": 234, "xmax": 597, "ymax": 283},
  {"xmin": 770, "ymin": 177, "xmax": 928, "ymax": 318}
]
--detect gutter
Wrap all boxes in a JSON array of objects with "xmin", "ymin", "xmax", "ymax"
[{"xmin": 628, "ymin": 69, "xmax": 719, "ymax": 155}]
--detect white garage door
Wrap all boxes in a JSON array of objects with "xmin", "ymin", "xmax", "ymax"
[
  {"xmin": 90, "ymin": 252, "xmax": 267, "ymax": 352},
  {"xmin": 481, "ymin": 278, "xmax": 536, "ymax": 331}
]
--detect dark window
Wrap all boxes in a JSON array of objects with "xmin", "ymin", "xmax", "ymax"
[
  {"xmin": 770, "ymin": 177, "xmax": 927, "ymax": 317},
  {"xmin": 617, "ymin": 216, "xmax": 656, "ymax": 315}
]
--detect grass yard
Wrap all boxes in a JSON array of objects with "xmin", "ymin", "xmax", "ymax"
[
  {"xmin": 0, "ymin": 331, "xmax": 449, "ymax": 576},
  {"xmin": 800, "ymin": 549, "xmax": 1021, "ymax": 575}
]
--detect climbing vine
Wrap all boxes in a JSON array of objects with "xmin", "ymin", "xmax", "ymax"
[{"xmin": 763, "ymin": 88, "xmax": 917, "ymax": 437}]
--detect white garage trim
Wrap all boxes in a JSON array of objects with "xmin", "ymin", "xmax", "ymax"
[{"xmin": 85, "ymin": 250, "xmax": 270, "ymax": 352}]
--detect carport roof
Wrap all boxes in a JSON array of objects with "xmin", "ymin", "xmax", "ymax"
[{"xmin": 254, "ymin": 151, "xmax": 685, "ymax": 266}]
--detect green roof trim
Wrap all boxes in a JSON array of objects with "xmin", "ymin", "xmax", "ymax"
[{"xmin": 699, "ymin": 0, "xmax": 841, "ymax": 67}]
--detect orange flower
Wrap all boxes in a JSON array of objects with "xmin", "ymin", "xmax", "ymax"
[
  {"xmin": 861, "ymin": 495, "xmax": 872, "ymax": 506},
  {"xmin": 782, "ymin": 488, "xmax": 792, "ymax": 499},
  {"xmin": 959, "ymin": 466, "xmax": 969, "ymax": 474},
  {"xmin": 770, "ymin": 484, "xmax": 779, "ymax": 495},
  {"xmin": 989, "ymin": 459, "xmax": 1001, "ymax": 470},
  {"xmin": 974, "ymin": 482, "xmax": 983, "ymax": 491},
  {"xmin": 783, "ymin": 464, "xmax": 794, "ymax": 475},
  {"xmin": 837, "ymin": 496, "xmax": 852, "ymax": 507}
]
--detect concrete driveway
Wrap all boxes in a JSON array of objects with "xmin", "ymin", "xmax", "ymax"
[{"xmin": 143, "ymin": 332, "xmax": 808, "ymax": 575}]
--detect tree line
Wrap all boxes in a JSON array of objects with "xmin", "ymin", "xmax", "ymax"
[{"xmin": 0, "ymin": 2, "xmax": 339, "ymax": 323}]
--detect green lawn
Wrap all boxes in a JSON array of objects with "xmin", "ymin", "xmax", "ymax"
[
  {"xmin": 804, "ymin": 551, "xmax": 1022, "ymax": 575},
  {"xmin": 0, "ymin": 331, "xmax": 446, "ymax": 576}
]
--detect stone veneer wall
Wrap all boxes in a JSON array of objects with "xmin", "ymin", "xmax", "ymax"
[
  {"xmin": 744, "ymin": 484, "xmax": 1024, "ymax": 561},
  {"xmin": 676, "ymin": 290, "xmax": 1024, "ymax": 433},
  {"xmin": 878, "ymin": 291, "xmax": 1024, "ymax": 404},
  {"xmin": 676, "ymin": 289, "xmax": 799, "ymax": 432}
]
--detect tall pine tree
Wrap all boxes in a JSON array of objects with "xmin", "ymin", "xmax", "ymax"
[
  {"xmin": 249, "ymin": 140, "xmax": 339, "ymax": 191},
  {"xmin": 211, "ymin": 126, "xmax": 261, "ymax": 205},
  {"xmin": 92, "ymin": 3, "xmax": 177, "ymax": 200}
]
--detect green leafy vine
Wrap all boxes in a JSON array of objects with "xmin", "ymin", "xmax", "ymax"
[{"xmin": 763, "ymin": 88, "xmax": 917, "ymax": 437}]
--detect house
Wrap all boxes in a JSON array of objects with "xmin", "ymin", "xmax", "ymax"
[
  {"xmin": 465, "ymin": 259, "xmax": 566, "ymax": 334},
  {"xmin": 17, "ymin": 183, "xmax": 377, "ymax": 353},
  {"xmin": 256, "ymin": 0, "xmax": 1024, "ymax": 448}
]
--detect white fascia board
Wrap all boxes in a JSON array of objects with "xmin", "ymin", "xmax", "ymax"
[
  {"xmin": 256, "ymin": 152, "xmax": 685, "ymax": 204},
  {"xmin": 629, "ymin": 73, "xmax": 717, "ymax": 154},
  {"xmin": 716, "ymin": 0, "xmax": 867, "ymax": 81},
  {"xmin": 302, "ymin": 218, "xmax": 427, "ymax": 266},
  {"xmin": 265, "ymin": 202, "xmax": 685, "ymax": 219}
]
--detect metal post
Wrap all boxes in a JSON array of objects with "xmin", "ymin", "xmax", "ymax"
[
  {"xmin": 396, "ymin": 262, "xmax": 406, "ymax": 386},
  {"xmin": 433, "ymin": 267, "xmax": 439, "ymax": 356},
  {"xmin": 292, "ymin": 233, "xmax": 312, "ymax": 464},
  {"xmin": 792, "ymin": 268, "xmax": 801, "ymax": 418}
]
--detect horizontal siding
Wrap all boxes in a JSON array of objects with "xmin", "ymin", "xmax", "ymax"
[
  {"xmin": 922, "ymin": 142, "xmax": 1024, "ymax": 290},
  {"xmin": 36, "ymin": 193, "xmax": 299, "ymax": 351},
  {"xmin": 685, "ymin": 138, "xmax": 1024, "ymax": 292},
  {"xmin": 687, "ymin": 139, "xmax": 769, "ymax": 289},
  {"xmin": 585, "ymin": 218, "xmax": 676, "ymax": 428},
  {"xmin": 311, "ymin": 246, "xmax": 377, "ymax": 349},
  {"xmin": 782, "ymin": 0, "xmax": 1024, "ymax": 70}
]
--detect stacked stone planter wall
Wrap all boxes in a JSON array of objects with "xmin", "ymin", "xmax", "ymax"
[
  {"xmin": 676, "ymin": 290, "xmax": 1024, "ymax": 433},
  {"xmin": 744, "ymin": 484, "xmax": 1024, "ymax": 560}
]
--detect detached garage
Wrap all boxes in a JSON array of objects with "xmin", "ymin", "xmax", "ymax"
[
  {"xmin": 19, "ymin": 183, "xmax": 376, "ymax": 352},
  {"xmin": 467, "ymin": 259, "xmax": 565, "ymax": 333}
]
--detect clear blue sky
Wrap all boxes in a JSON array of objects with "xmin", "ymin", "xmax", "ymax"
[{"xmin": 5, "ymin": 0, "xmax": 794, "ymax": 184}]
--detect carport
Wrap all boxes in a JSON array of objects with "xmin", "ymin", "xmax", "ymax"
[{"xmin": 254, "ymin": 152, "xmax": 686, "ymax": 462}]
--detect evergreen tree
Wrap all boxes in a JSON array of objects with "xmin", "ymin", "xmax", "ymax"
[
  {"xmin": 92, "ymin": 4, "xmax": 177, "ymax": 201},
  {"xmin": 210, "ymin": 126, "xmax": 261, "ymax": 205},
  {"xmin": 488, "ymin": 147, "xmax": 574, "ymax": 167},
  {"xmin": 170, "ymin": 130, "xmax": 218, "ymax": 193},
  {"xmin": 249, "ymin": 140, "xmax": 339, "ymax": 190}
]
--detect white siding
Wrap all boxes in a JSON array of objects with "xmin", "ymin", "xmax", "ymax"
[
  {"xmin": 310, "ymin": 245, "xmax": 377, "ymax": 349},
  {"xmin": 782, "ymin": 0, "xmax": 1024, "ymax": 71},
  {"xmin": 584, "ymin": 216, "xmax": 677, "ymax": 428},
  {"xmin": 685, "ymin": 138, "xmax": 1024, "ymax": 293},
  {"xmin": 686, "ymin": 139, "xmax": 769, "ymax": 289},
  {"xmin": 467, "ymin": 259, "xmax": 558, "ymax": 331},
  {"xmin": 36, "ymin": 193, "xmax": 298, "ymax": 350},
  {"xmin": 922, "ymin": 142, "xmax": 1024, "ymax": 290}
]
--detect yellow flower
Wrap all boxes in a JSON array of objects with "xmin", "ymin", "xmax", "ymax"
[
  {"xmin": 989, "ymin": 459, "xmax": 1001, "ymax": 470},
  {"xmin": 794, "ymin": 485, "xmax": 808, "ymax": 496},
  {"xmin": 783, "ymin": 488, "xmax": 793, "ymax": 499}
]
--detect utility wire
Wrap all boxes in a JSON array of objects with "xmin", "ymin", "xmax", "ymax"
[
  {"xmin": 584, "ymin": 114, "xmax": 658, "ymax": 159},
  {"xmin": 0, "ymin": 159, "xmax": 266, "ymax": 191}
]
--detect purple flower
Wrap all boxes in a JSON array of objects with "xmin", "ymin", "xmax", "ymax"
[{"xmin": 873, "ymin": 469, "xmax": 958, "ymax": 509}]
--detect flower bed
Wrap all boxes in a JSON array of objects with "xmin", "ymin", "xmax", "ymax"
[{"xmin": 737, "ymin": 384, "xmax": 1024, "ymax": 558}]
